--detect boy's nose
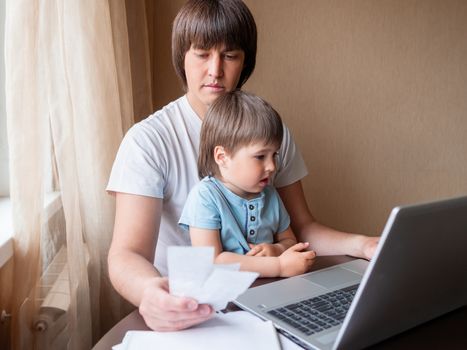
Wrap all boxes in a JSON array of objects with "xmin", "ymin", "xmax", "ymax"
[{"xmin": 266, "ymin": 158, "xmax": 276, "ymax": 173}]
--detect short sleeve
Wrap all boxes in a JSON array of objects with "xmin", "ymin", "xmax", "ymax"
[
  {"xmin": 106, "ymin": 122, "xmax": 166, "ymax": 198},
  {"xmin": 178, "ymin": 183, "xmax": 222, "ymax": 231},
  {"xmin": 274, "ymin": 124, "xmax": 308, "ymax": 188},
  {"xmin": 276, "ymin": 192, "xmax": 291, "ymax": 233}
]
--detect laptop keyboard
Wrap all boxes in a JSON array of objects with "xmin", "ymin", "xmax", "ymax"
[{"xmin": 266, "ymin": 284, "xmax": 359, "ymax": 336}]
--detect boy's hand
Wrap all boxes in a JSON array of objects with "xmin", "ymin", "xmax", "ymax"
[
  {"xmin": 278, "ymin": 242, "xmax": 316, "ymax": 277},
  {"xmin": 246, "ymin": 243, "xmax": 282, "ymax": 257}
]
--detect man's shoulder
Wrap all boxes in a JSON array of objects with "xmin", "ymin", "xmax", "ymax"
[
  {"xmin": 139, "ymin": 96, "xmax": 187, "ymax": 128},
  {"xmin": 126, "ymin": 96, "xmax": 193, "ymax": 144}
]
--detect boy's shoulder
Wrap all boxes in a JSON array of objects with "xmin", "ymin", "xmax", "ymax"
[
  {"xmin": 263, "ymin": 184, "xmax": 280, "ymax": 197},
  {"xmin": 187, "ymin": 177, "xmax": 218, "ymax": 199}
]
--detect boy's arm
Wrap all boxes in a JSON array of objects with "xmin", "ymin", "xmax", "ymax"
[
  {"xmin": 189, "ymin": 227, "xmax": 315, "ymax": 277},
  {"xmin": 274, "ymin": 227, "xmax": 298, "ymax": 252},
  {"xmin": 247, "ymin": 227, "xmax": 298, "ymax": 257}
]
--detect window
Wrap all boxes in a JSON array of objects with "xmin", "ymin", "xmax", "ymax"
[
  {"xmin": 0, "ymin": 0, "xmax": 11, "ymax": 269},
  {"xmin": 0, "ymin": 2, "xmax": 62, "ymax": 268},
  {"xmin": 0, "ymin": 0, "xmax": 8, "ymax": 197}
]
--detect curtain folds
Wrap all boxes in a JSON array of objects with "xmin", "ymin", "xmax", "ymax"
[
  {"xmin": 5, "ymin": 1, "xmax": 46, "ymax": 347},
  {"xmin": 4, "ymin": 1, "xmax": 152, "ymax": 348}
]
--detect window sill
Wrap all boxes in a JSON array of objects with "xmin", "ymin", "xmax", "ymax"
[
  {"xmin": 0, "ymin": 196, "xmax": 13, "ymax": 268},
  {"xmin": 0, "ymin": 191, "xmax": 61, "ymax": 268}
]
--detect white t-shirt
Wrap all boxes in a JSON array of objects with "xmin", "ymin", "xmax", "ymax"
[{"xmin": 107, "ymin": 95, "xmax": 308, "ymax": 275}]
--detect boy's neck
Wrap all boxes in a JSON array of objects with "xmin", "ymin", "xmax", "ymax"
[{"xmin": 212, "ymin": 175, "xmax": 261, "ymax": 201}]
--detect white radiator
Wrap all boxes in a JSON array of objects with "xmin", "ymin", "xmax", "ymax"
[{"xmin": 33, "ymin": 246, "xmax": 70, "ymax": 350}]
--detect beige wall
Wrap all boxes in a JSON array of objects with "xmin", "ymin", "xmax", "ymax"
[
  {"xmin": 149, "ymin": 0, "xmax": 467, "ymax": 236},
  {"xmin": 147, "ymin": 0, "xmax": 186, "ymax": 108}
]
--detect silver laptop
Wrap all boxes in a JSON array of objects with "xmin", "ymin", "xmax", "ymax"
[{"xmin": 234, "ymin": 195, "xmax": 467, "ymax": 349}]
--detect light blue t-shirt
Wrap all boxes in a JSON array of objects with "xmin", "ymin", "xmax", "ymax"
[{"xmin": 178, "ymin": 176, "xmax": 290, "ymax": 254}]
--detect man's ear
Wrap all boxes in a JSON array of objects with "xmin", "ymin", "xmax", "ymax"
[{"xmin": 214, "ymin": 146, "xmax": 227, "ymax": 167}]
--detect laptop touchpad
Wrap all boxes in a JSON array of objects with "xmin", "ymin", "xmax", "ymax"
[{"xmin": 302, "ymin": 267, "xmax": 361, "ymax": 289}]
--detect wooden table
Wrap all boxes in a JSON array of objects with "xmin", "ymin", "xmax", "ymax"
[{"xmin": 93, "ymin": 256, "xmax": 467, "ymax": 349}]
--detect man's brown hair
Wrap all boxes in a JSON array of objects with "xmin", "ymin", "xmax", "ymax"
[{"xmin": 172, "ymin": 0, "xmax": 257, "ymax": 90}]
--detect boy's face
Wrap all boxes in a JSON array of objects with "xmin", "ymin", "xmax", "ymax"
[
  {"xmin": 184, "ymin": 44, "xmax": 245, "ymax": 119},
  {"xmin": 216, "ymin": 142, "xmax": 279, "ymax": 199}
]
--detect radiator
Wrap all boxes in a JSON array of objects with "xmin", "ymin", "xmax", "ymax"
[{"xmin": 33, "ymin": 246, "xmax": 70, "ymax": 350}]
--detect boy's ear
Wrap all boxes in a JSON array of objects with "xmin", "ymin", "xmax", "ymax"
[{"xmin": 214, "ymin": 146, "xmax": 227, "ymax": 166}]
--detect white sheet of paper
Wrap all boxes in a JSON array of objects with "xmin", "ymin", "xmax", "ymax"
[
  {"xmin": 116, "ymin": 311, "xmax": 282, "ymax": 350},
  {"xmin": 196, "ymin": 268, "xmax": 258, "ymax": 310},
  {"xmin": 111, "ymin": 311, "xmax": 303, "ymax": 350},
  {"xmin": 167, "ymin": 246, "xmax": 214, "ymax": 297},
  {"xmin": 167, "ymin": 246, "xmax": 259, "ymax": 311}
]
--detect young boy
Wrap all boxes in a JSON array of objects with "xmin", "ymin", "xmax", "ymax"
[{"xmin": 179, "ymin": 91, "xmax": 316, "ymax": 277}]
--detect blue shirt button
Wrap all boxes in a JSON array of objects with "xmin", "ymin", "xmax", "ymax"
[
  {"xmin": 249, "ymin": 230, "xmax": 255, "ymax": 235},
  {"xmin": 249, "ymin": 204, "xmax": 254, "ymax": 210},
  {"xmin": 250, "ymin": 216, "xmax": 256, "ymax": 222}
]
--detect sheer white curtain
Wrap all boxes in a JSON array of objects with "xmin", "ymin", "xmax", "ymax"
[{"xmin": 4, "ymin": 0, "xmax": 152, "ymax": 348}]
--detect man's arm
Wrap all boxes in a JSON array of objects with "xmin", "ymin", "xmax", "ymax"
[
  {"xmin": 277, "ymin": 181, "xmax": 379, "ymax": 260},
  {"xmin": 108, "ymin": 193, "xmax": 212, "ymax": 331}
]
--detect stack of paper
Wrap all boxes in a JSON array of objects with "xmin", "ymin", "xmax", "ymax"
[{"xmin": 113, "ymin": 311, "xmax": 282, "ymax": 350}]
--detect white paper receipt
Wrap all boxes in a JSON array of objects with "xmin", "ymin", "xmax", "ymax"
[{"xmin": 167, "ymin": 246, "xmax": 259, "ymax": 310}]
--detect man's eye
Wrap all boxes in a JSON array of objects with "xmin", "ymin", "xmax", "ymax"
[
  {"xmin": 194, "ymin": 51, "xmax": 209, "ymax": 58},
  {"xmin": 223, "ymin": 51, "xmax": 240, "ymax": 60},
  {"xmin": 224, "ymin": 54, "xmax": 237, "ymax": 60}
]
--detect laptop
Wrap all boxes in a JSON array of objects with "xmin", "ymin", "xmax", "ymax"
[{"xmin": 234, "ymin": 195, "xmax": 467, "ymax": 349}]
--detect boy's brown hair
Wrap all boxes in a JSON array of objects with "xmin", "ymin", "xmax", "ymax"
[{"xmin": 198, "ymin": 90, "xmax": 283, "ymax": 178}]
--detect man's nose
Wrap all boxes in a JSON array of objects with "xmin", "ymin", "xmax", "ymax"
[{"xmin": 208, "ymin": 54, "xmax": 223, "ymax": 78}]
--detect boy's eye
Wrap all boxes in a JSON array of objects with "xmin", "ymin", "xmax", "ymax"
[{"xmin": 255, "ymin": 155, "xmax": 265, "ymax": 160}]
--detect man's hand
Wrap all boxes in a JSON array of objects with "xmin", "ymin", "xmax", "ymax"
[
  {"xmin": 361, "ymin": 236, "xmax": 380, "ymax": 260},
  {"xmin": 139, "ymin": 276, "xmax": 213, "ymax": 331}
]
